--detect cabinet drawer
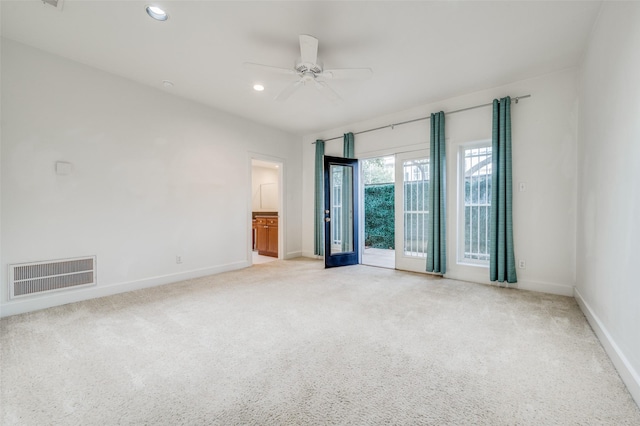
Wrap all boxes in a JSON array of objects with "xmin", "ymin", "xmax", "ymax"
[{"xmin": 255, "ymin": 216, "xmax": 278, "ymax": 226}]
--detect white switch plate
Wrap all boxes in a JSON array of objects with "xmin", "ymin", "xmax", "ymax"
[
  {"xmin": 519, "ymin": 182, "xmax": 527, "ymax": 192},
  {"xmin": 55, "ymin": 161, "xmax": 73, "ymax": 175}
]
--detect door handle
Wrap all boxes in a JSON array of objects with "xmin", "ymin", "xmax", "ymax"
[{"xmin": 325, "ymin": 218, "xmax": 331, "ymax": 222}]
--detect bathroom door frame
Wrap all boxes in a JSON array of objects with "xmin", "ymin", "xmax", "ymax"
[{"xmin": 248, "ymin": 153, "xmax": 285, "ymax": 264}]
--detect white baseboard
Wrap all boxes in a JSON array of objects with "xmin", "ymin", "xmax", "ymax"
[
  {"xmin": 0, "ymin": 260, "xmax": 250, "ymax": 318},
  {"xmin": 446, "ymin": 270, "xmax": 574, "ymax": 297},
  {"xmin": 284, "ymin": 251, "xmax": 302, "ymax": 259},
  {"xmin": 574, "ymin": 288, "xmax": 640, "ymax": 407},
  {"xmin": 301, "ymin": 250, "xmax": 323, "ymax": 259},
  {"xmin": 515, "ymin": 279, "xmax": 574, "ymax": 297}
]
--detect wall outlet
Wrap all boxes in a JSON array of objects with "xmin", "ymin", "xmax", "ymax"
[
  {"xmin": 176, "ymin": 256, "xmax": 183, "ymax": 264},
  {"xmin": 518, "ymin": 259, "xmax": 526, "ymax": 269}
]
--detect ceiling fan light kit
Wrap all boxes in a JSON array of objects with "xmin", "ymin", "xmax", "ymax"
[{"xmin": 245, "ymin": 34, "xmax": 373, "ymax": 102}]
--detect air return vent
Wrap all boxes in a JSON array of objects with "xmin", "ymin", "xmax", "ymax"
[{"xmin": 9, "ymin": 256, "xmax": 96, "ymax": 299}]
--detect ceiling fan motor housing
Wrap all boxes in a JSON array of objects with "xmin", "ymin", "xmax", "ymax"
[{"xmin": 296, "ymin": 61, "xmax": 323, "ymax": 75}]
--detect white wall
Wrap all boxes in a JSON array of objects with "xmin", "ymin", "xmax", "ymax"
[
  {"xmin": 575, "ymin": 2, "xmax": 640, "ymax": 405},
  {"xmin": 302, "ymin": 69, "xmax": 578, "ymax": 296},
  {"xmin": 252, "ymin": 166, "xmax": 279, "ymax": 212},
  {"xmin": 0, "ymin": 39, "xmax": 302, "ymax": 316}
]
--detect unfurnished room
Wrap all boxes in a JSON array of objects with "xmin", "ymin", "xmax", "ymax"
[{"xmin": 1, "ymin": 1, "xmax": 639, "ymax": 424}]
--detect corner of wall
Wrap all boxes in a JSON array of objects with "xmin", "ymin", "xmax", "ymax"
[
  {"xmin": 284, "ymin": 251, "xmax": 302, "ymax": 259},
  {"xmin": 574, "ymin": 288, "xmax": 640, "ymax": 406},
  {"xmin": 573, "ymin": 1, "xmax": 640, "ymax": 408}
]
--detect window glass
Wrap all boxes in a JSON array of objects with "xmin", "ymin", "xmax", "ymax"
[
  {"xmin": 460, "ymin": 145, "xmax": 492, "ymax": 264},
  {"xmin": 403, "ymin": 158, "xmax": 429, "ymax": 257}
]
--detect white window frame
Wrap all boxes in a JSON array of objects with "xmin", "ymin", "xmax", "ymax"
[
  {"xmin": 394, "ymin": 150, "xmax": 431, "ymax": 273},
  {"xmin": 457, "ymin": 140, "xmax": 492, "ymax": 267}
]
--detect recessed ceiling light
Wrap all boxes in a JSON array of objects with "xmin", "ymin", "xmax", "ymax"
[
  {"xmin": 253, "ymin": 84, "xmax": 265, "ymax": 92},
  {"xmin": 146, "ymin": 5, "xmax": 168, "ymax": 21}
]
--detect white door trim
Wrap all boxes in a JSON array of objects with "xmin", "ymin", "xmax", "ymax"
[{"xmin": 248, "ymin": 152, "xmax": 285, "ymax": 263}]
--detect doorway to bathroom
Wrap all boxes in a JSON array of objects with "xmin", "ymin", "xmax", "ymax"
[{"xmin": 251, "ymin": 159, "xmax": 282, "ymax": 264}]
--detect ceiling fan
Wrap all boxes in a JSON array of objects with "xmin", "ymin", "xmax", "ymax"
[{"xmin": 244, "ymin": 34, "xmax": 373, "ymax": 102}]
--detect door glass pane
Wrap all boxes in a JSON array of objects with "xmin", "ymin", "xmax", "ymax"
[
  {"xmin": 403, "ymin": 158, "xmax": 429, "ymax": 257},
  {"xmin": 330, "ymin": 164, "xmax": 354, "ymax": 254}
]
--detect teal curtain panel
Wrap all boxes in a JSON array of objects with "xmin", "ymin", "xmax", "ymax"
[
  {"xmin": 343, "ymin": 132, "xmax": 355, "ymax": 159},
  {"xmin": 314, "ymin": 140, "xmax": 325, "ymax": 256},
  {"xmin": 427, "ymin": 112, "xmax": 446, "ymax": 274},
  {"xmin": 490, "ymin": 97, "xmax": 517, "ymax": 283}
]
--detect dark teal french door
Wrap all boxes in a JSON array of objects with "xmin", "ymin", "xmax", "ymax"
[{"xmin": 324, "ymin": 156, "xmax": 359, "ymax": 268}]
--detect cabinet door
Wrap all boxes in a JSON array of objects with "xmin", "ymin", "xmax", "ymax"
[
  {"xmin": 256, "ymin": 224, "xmax": 269, "ymax": 253},
  {"xmin": 267, "ymin": 225, "xmax": 278, "ymax": 255}
]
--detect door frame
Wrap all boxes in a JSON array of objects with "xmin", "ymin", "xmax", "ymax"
[
  {"xmin": 394, "ymin": 149, "xmax": 430, "ymax": 273},
  {"xmin": 324, "ymin": 156, "xmax": 359, "ymax": 268},
  {"xmin": 248, "ymin": 153, "xmax": 285, "ymax": 264},
  {"xmin": 358, "ymin": 154, "xmax": 396, "ymax": 269}
]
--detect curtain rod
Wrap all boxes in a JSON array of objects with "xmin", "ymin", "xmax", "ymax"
[{"xmin": 313, "ymin": 94, "xmax": 531, "ymax": 144}]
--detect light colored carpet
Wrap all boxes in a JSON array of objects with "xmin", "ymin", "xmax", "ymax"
[{"xmin": 1, "ymin": 258, "xmax": 639, "ymax": 425}]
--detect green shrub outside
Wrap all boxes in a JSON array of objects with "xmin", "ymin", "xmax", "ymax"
[{"xmin": 364, "ymin": 183, "xmax": 395, "ymax": 249}]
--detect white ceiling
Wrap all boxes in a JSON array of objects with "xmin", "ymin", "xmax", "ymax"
[{"xmin": 1, "ymin": 1, "xmax": 601, "ymax": 135}]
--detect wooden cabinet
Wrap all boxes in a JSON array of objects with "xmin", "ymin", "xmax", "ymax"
[
  {"xmin": 252, "ymin": 219, "xmax": 257, "ymax": 251},
  {"xmin": 255, "ymin": 216, "xmax": 278, "ymax": 257}
]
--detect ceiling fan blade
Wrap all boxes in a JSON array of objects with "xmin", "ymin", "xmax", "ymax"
[
  {"xmin": 275, "ymin": 80, "xmax": 303, "ymax": 102},
  {"xmin": 243, "ymin": 62, "xmax": 297, "ymax": 76},
  {"xmin": 320, "ymin": 68, "xmax": 373, "ymax": 80},
  {"xmin": 299, "ymin": 34, "xmax": 318, "ymax": 64},
  {"xmin": 314, "ymin": 80, "xmax": 342, "ymax": 103}
]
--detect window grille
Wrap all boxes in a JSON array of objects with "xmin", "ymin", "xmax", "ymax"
[
  {"xmin": 403, "ymin": 159, "xmax": 429, "ymax": 257},
  {"xmin": 462, "ymin": 146, "xmax": 492, "ymax": 262}
]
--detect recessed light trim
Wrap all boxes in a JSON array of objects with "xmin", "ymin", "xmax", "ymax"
[
  {"xmin": 253, "ymin": 84, "xmax": 265, "ymax": 92},
  {"xmin": 146, "ymin": 5, "xmax": 168, "ymax": 21}
]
